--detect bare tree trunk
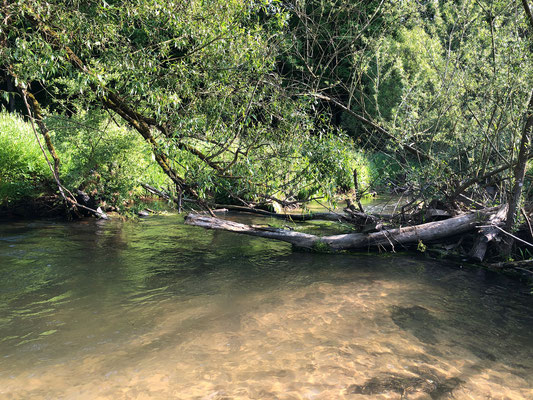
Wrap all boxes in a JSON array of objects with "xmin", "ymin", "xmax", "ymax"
[
  {"xmin": 523, "ymin": 0, "xmax": 533, "ymax": 30},
  {"xmin": 353, "ymin": 168, "xmax": 364, "ymax": 213},
  {"xmin": 498, "ymin": 0, "xmax": 533, "ymax": 254},
  {"xmin": 185, "ymin": 207, "xmax": 499, "ymax": 251},
  {"xmin": 505, "ymin": 90, "xmax": 533, "ymax": 233},
  {"xmin": 469, "ymin": 204, "xmax": 508, "ymax": 262}
]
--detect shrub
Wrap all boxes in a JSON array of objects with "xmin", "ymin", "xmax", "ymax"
[
  {"xmin": 0, "ymin": 111, "xmax": 171, "ymax": 210},
  {"xmin": 47, "ymin": 111, "xmax": 171, "ymax": 208}
]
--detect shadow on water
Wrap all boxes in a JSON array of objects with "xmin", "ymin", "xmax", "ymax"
[
  {"xmin": 390, "ymin": 305, "xmax": 440, "ymax": 345},
  {"xmin": 385, "ymin": 287, "xmax": 532, "ymax": 398}
]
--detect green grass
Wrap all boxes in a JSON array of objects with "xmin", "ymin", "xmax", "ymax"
[{"xmin": 0, "ymin": 112, "xmax": 51, "ymax": 204}]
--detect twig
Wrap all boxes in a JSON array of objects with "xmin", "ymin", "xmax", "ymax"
[
  {"xmin": 521, "ymin": 207, "xmax": 533, "ymax": 241},
  {"xmin": 477, "ymin": 225, "xmax": 533, "ymax": 248}
]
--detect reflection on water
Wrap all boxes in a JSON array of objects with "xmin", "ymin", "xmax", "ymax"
[{"xmin": 0, "ymin": 214, "xmax": 532, "ymax": 399}]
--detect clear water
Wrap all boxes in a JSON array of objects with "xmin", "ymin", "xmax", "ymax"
[{"xmin": 0, "ymin": 214, "xmax": 532, "ymax": 399}]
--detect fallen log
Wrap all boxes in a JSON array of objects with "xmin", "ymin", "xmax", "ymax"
[
  {"xmin": 468, "ymin": 204, "xmax": 508, "ymax": 262},
  {"xmin": 486, "ymin": 259, "xmax": 533, "ymax": 269},
  {"xmin": 213, "ymin": 204, "xmax": 396, "ymax": 223},
  {"xmin": 185, "ymin": 207, "xmax": 500, "ymax": 251},
  {"xmin": 484, "ymin": 259, "xmax": 533, "ymax": 282},
  {"xmin": 139, "ymin": 187, "xmax": 389, "ymax": 223}
]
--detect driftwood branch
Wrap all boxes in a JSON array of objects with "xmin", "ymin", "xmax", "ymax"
[
  {"xmin": 469, "ymin": 204, "xmax": 508, "ymax": 262},
  {"xmin": 485, "ymin": 259, "xmax": 533, "ymax": 278},
  {"xmin": 185, "ymin": 207, "xmax": 500, "ymax": 251}
]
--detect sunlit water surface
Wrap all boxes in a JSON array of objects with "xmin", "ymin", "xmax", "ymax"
[{"xmin": 0, "ymin": 214, "xmax": 532, "ymax": 399}]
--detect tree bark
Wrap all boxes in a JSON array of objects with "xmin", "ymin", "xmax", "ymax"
[
  {"xmin": 185, "ymin": 207, "xmax": 499, "ymax": 251},
  {"xmin": 353, "ymin": 168, "xmax": 364, "ymax": 213},
  {"xmin": 523, "ymin": 0, "xmax": 533, "ymax": 31},
  {"xmin": 469, "ymin": 204, "xmax": 508, "ymax": 262},
  {"xmin": 505, "ymin": 90, "xmax": 533, "ymax": 233},
  {"xmin": 5, "ymin": 73, "xmax": 15, "ymax": 112}
]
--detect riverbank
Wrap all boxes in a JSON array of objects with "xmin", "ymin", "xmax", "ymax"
[
  {"xmin": 2, "ymin": 108, "xmax": 533, "ymax": 283},
  {"xmin": 3, "ymin": 202, "xmax": 532, "ymax": 286}
]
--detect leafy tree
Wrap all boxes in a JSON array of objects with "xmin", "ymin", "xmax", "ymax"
[
  {"xmin": 282, "ymin": 0, "xmax": 533, "ymax": 206},
  {"xmin": 1, "ymin": 0, "xmax": 533, "ymax": 216},
  {"xmin": 0, "ymin": 0, "xmax": 353, "ymax": 208}
]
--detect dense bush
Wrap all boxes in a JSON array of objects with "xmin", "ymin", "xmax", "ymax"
[
  {"xmin": 48, "ymin": 112, "xmax": 170, "ymax": 208},
  {"xmin": 0, "ymin": 111, "xmax": 171, "ymax": 209},
  {"xmin": 1, "ymin": 0, "xmax": 532, "ymax": 215}
]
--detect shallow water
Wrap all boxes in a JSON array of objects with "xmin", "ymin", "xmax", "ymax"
[{"xmin": 0, "ymin": 214, "xmax": 532, "ymax": 399}]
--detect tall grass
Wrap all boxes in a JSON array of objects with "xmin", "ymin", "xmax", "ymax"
[{"xmin": 0, "ymin": 112, "xmax": 51, "ymax": 204}]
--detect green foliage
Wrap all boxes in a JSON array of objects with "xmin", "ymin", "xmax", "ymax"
[
  {"xmin": 283, "ymin": 0, "xmax": 533, "ymax": 204},
  {"xmin": 370, "ymin": 0, "xmax": 533, "ymax": 198},
  {"xmin": 4, "ymin": 0, "xmax": 352, "ymax": 207},
  {"xmin": 0, "ymin": 112, "xmax": 51, "ymax": 203},
  {"xmin": 417, "ymin": 240, "xmax": 427, "ymax": 253},
  {"xmin": 365, "ymin": 26, "xmax": 445, "ymax": 122},
  {"xmin": 297, "ymin": 132, "xmax": 371, "ymax": 199},
  {"xmin": 367, "ymin": 152, "xmax": 406, "ymax": 190},
  {"xmin": 47, "ymin": 112, "xmax": 170, "ymax": 207},
  {"xmin": 0, "ymin": 111, "xmax": 171, "ymax": 209},
  {"xmin": 312, "ymin": 239, "xmax": 331, "ymax": 253},
  {"xmin": 2, "ymin": 0, "xmax": 532, "ymax": 214}
]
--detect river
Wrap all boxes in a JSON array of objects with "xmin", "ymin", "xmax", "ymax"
[{"xmin": 0, "ymin": 214, "xmax": 532, "ymax": 399}]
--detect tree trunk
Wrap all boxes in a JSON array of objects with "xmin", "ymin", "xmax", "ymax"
[
  {"xmin": 505, "ymin": 90, "xmax": 533, "ymax": 234},
  {"xmin": 353, "ymin": 168, "xmax": 364, "ymax": 213},
  {"xmin": 5, "ymin": 73, "xmax": 15, "ymax": 112},
  {"xmin": 185, "ymin": 207, "xmax": 500, "ymax": 251}
]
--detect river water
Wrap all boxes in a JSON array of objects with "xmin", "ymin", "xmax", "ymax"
[{"xmin": 0, "ymin": 214, "xmax": 532, "ymax": 399}]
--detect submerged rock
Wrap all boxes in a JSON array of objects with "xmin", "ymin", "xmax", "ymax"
[{"xmin": 347, "ymin": 372, "xmax": 463, "ymax": 399}]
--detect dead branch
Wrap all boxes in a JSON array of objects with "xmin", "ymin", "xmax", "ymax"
[{"xmin": 185, "ymin": 207, "xmax": 500, "ymax": 251}]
